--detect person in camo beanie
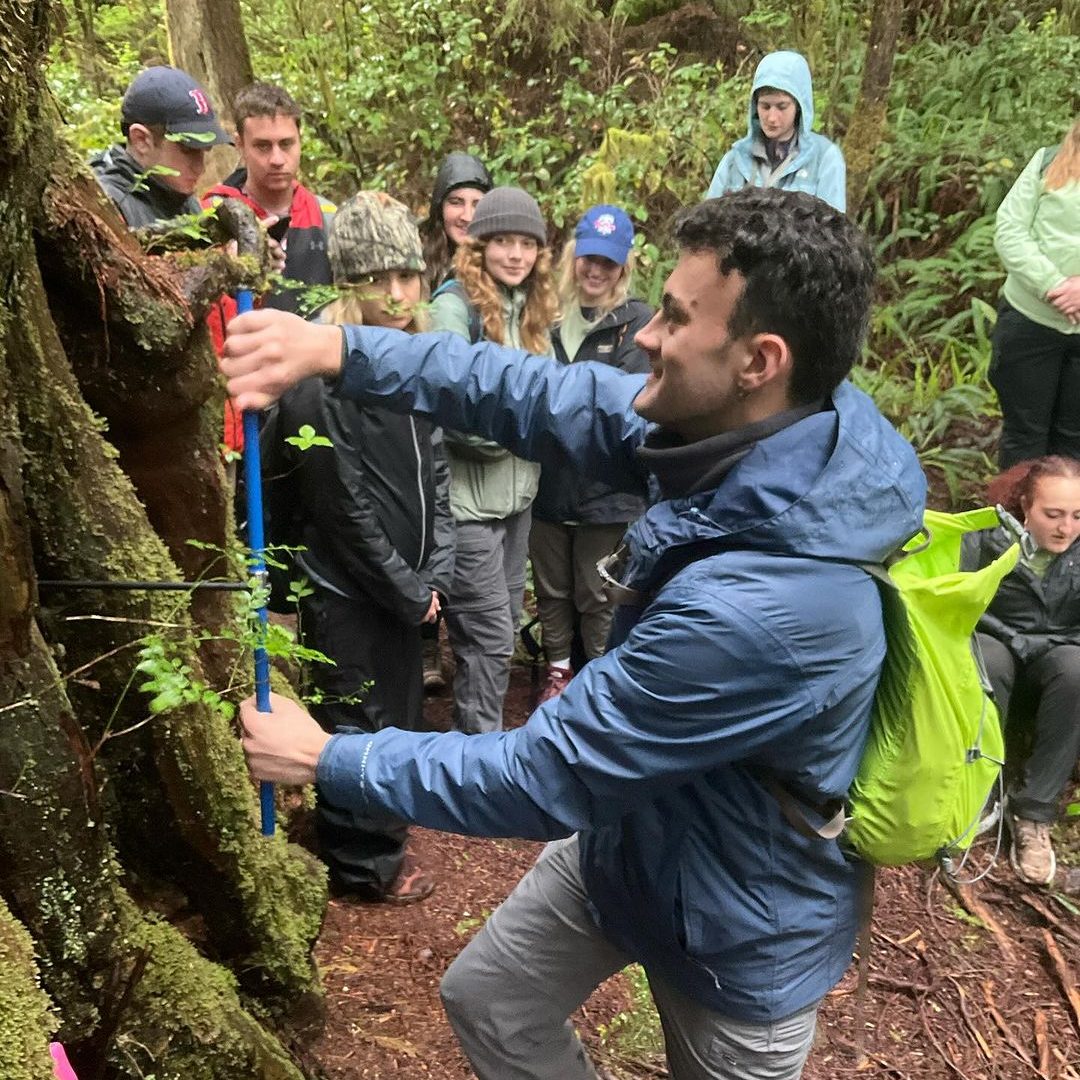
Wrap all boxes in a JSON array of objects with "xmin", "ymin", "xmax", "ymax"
[
  {"xmin": 329, "ymin": 190, "xmax": 427, "ymax": 286},
  {"xmin": 260, "ymin": 190, "xmax": 455, "ymax": 903}
]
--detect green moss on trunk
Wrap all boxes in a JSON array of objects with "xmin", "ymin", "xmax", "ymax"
[{"xmin": 0, "ymin": 899, "xmax": 56, "ymax": 1080}]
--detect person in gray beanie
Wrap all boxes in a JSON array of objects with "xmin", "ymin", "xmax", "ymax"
[
  {"xmin": 420, "ymin": 151, "xmax": 494, "ymax": 289},
  {"xmin": 429, "ymin": 186, "xmax": 558, "ymax": 735},
  {"xmin": 260, "ymin": 191, "xmax": 455, "ymax": 903}
]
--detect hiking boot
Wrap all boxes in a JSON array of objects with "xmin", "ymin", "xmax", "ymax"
[
  {"xmin": 330, "ymin": 854, "xmax": 435, "ymax": 905},
  {"xmin": 535, "ymin": 664, "xmax": 572, "ymax": 708},
  {"xmin": 1009, "ymin": 815, "xmax": 1056, "ymax": 885}
]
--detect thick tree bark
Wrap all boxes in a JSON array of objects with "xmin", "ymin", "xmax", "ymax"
[
  {"xmin": 845, "ymin": 0, "xmax": 904, "ymax": 218},
  {"xmin": 165, "ymin": 0, "xmax": 254, "ymax": 185},
  {"xmin": 0, "ymin": 2, "xmax": 326, "ymax": 1074}
]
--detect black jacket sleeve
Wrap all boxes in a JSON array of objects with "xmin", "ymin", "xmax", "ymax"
[
  {"xmin": 422, "ymin": 427, "xmax": 456, "ymax": 598},
  {"xmin": 613, "ymin": 300, "xmax": 654, "ymax": 375}
]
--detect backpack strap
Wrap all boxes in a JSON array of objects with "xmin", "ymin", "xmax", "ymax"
[
  {"xmin": 1040, "ymin": 144, "xmax": 1060, "ymax": 179},
  {"xmin": 431, "ymin": 278, "xmax": 483, "ymax": 344}
]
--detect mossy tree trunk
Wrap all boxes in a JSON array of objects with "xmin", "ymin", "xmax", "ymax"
[
  {"xmin": 845, "ymin": 0, "xmax": 903, "ymax": 219},
  {"xmin": 0, "ymin": 3, "xmax": 326, "ymax": 1076}
]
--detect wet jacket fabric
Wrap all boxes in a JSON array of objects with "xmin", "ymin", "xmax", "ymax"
[
  {"xmin": 261, "ymin": 377, "xmax": 455, "ymax": 624},
  {"xmin": 705, "ymin": 51, "xmax": 846, "ymax": 212},
  {"xmin": 429, "ymin": 283, "xmax": 542, "ymax": 522},
  {"xmin": 316, "ymin": 327, "xmax": 926, "ymax": 1022},
  {"xmin": 962, "ymin": 527, "xmax": 1080, "ymax": 663},
  {"xmin": 91, "ymin": 144, "xmax": 201, "ymax": 227},
  {"xmin": 202, "ymin": 170, "xmax": 335, "ymax": 450},
  {"xmin": 994, "ymin": 147, "xmax": 1080, "ymax": 336},
  {"xmin": 534, "ymin": 299, "xmax": 653, "ymax": 525}
]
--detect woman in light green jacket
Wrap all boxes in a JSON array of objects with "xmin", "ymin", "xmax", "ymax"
[
  {"xmin": 991, "ymin": 119, "xmax": 1080, "ymax": 467},
  {"xmin": 429, "ymin": 187, "xmax": 559, "ymax": 733}
]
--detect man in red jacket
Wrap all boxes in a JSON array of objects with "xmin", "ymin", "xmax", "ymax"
[{"xmin": 202, "ymin": 82, "xmax": 336, "ymax": 452}]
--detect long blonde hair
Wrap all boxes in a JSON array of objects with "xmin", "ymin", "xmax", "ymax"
[
  {"xmin": 452, "ymin": 240, "xmax": 558, "ymax": 354},
  {"xmin": 1044, "ymin": 117, "xmax": 1080, "ymax": 191},
  {"xmin": 555, "ymin": 241, "xmax": 635, "ymax": 321},
  {"xmin": 320, "ymin": 279, "xmax": 431, "ymax": 333}
]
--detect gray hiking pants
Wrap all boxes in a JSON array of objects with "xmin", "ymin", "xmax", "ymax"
[
  {"xmin": 440, "ymin": 836, "xmax": 819, "ymax": 1080},
  {"xmin": 445, "ymin": 509, "xmax": 531, "ymax": 734}
]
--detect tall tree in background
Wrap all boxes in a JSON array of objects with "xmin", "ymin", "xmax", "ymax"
[
  {"xmin": 165, "ymin": 0, "xmax": 254, "ymax": 183},
  {"xmin": 845, "ymin": 0, "xmax": 903, "ymax": 218},
  {"xmin": 0, "ymin": 2, "xmax": 325, "ymax": 1076}
]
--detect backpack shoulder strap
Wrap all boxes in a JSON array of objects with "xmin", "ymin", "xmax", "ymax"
[
  {"xmin": 1040, "ymin": 144, "xmax": 1060, "ymax": 178},
  {"xmin": 431, "ymin": 278, "xmax": 483, "ymax": 343}
]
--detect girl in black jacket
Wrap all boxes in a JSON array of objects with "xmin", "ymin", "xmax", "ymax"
[
  {"xmin": 262, "ymin": 192, "xmax": 455, "ymax": 902},
  {"xmin": 529, "ymin": 205, "xmax": 653, "ymax": 704},
  {"xmin": 965, "ymin": 455, "xmax": 1080, "ymax": 885}
]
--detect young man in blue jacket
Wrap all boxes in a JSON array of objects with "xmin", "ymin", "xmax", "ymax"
[{"xmin": 222, "ymin": 188, "xmax": 925, "ymax": 1080}]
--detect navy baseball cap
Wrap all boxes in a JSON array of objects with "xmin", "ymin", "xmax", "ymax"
[
  {"xmin": 574, "ymin": 205, "xmax": 635, "ymax": 265},
  {"xmin": 121, "ymin": 66, "xmax": 231, "ymax": 147}
]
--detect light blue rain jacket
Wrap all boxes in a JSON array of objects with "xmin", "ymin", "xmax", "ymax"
[
  {"xmin": 706, "ymin": 50, "xmax": 847, "ymax": 211},
  {"xmin": 317, "ymin": 327, "xmax": 924, "ymax": 1021}
]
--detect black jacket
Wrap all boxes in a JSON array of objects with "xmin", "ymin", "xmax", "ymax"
[
  {"xmin": 532, "ymin": 299, "xmax": 653, "ymax": 524},
  {"xmin": 963, "ymin": 526, "xmax": 1080, "ymax": 663},
  {"xmin": 262, "ymin": 379, "xmax": 455, "ymax": 624},
  {"xmin": 91, "ymin": 144, "xmax": 201, "ymax": 227}
]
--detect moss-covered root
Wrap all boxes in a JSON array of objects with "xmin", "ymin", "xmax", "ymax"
[
  {"xmin": 110, "ymin": 911, "xmax": 306, "ymax": 1080},
  {"xmin": 0, "ymin": 899, "xmax": 57, "ymax": 1080}
]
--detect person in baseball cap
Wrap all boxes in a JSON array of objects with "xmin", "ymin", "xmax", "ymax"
[
  {"xmin": 260, "ymin": 190, "xmax": 452, "ymax": 904},
  {"xmin": 92, "ymin": 65, "xmax": 230, "ymax": 227}
]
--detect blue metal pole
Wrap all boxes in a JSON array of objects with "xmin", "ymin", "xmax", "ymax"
[{"xmin": 237, "ymin": 289, "xmax": 275, "ymax": 837}]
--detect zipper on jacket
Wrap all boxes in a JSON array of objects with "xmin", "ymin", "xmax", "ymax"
[{"xmin": 410, "ymin": 417, "xmax": 428, "ymax": 568}]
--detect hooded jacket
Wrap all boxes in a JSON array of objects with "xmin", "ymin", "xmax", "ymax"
[
  {"xmin": 91, "ymin": 144, "xmax": 201, "ymax": 227},
  {"xmin": 316, "ymin": 327, "xmax": 926, "ymax": 1021},
  {"xmin": 963, "ymin": 527, "xmax": 1080, "ymax": 662},
  {"xmin": 261, "ymin": 378, "xmax": 455, "ymax": 624},
  {"xmin": 706, "ymin": 51, "xmax": 847, "ymax": 212},
  {"xmin": 533, "ymin": 298, "xmax": 653, "ymax": 524},
  {"xmin": 431, "ymin": 152, "xmax": 493, "ymax": 211}
]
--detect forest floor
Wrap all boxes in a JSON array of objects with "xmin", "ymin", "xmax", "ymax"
[{"xmin": 304, "ymin": 664, "xmax": 1080, "ymax": 1080}]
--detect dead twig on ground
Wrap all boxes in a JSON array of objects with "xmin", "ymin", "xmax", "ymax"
[
  {"xmin": 982, "ymin": 979, "xmax": 1041, "ymax": 1072},
  {"xmin": 946, "ymin": 880, "xmax": 1018, "ymax": 963},
  {"xmin": 1018, "ymin": 892, "xmax": 1080, "ymax": 947},
  {"xmin": 919, "ymin": 998, "xmax": 977, "ymax": 1080},
  {"xmin": 1042, "ymin": 929, "xmax": 1080, "ymax": 1035},
  {"xmin": 1034, "ymin": 1009, "xmax": 1052, "ymax": 1077}
]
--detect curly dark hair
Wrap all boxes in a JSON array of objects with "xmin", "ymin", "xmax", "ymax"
[{"xmin": 673, "ymin": 189, "xmax": 876, "ymax": 404}]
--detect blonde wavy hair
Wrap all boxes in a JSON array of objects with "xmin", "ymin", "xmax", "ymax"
[
  {"xmin": 320, "ymin": 275, "xmax": 431, "ymax": 333},
  {"xmin": 555, "ymin": 240, "xmax": 636, "ymax": 321},
  {"xmin": 1044, "ymin": 117, "xmax": 1080, "ymax": 191},
  {"xmin": 452, "ymin": 240, "xmax": 558, "ymax": 354}
]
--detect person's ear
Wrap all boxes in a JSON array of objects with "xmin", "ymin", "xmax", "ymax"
[
  {"xmin": 126, "ymin": 123, "xmax": 155, "ymax": 161},
  {"xmin": 739, "ymin": 332, "xmax": 792, "ymax": 395}
]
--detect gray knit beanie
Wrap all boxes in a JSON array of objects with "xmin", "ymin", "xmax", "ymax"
[{"xmin": 467, "ymin": 186, "xmax": 547, "ymax": 245}]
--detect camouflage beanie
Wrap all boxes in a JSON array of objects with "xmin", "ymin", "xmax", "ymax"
[{"xmin": 328, "ymin": 191, "xmax": 426, "ymax": 281}]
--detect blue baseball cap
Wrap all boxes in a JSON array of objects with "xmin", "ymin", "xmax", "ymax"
[
  {"xmin": 574, "ymin": 205, "xmax": 635, "ymax": 265},
  {"xmin": 121, "ymin": 66, "xmax": 231, "ymax": 147}
]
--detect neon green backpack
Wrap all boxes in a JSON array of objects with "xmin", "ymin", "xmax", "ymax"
[{"xmin": 843, "ymin": 506, "xmax": 1021, "ymax": 868}]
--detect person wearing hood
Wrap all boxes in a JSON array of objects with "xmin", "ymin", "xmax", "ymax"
[
  {"xmin": 225, "ymin": 187, "xmax": 926, "ymax": 1080},
  {"xmin": 92, "ymin": 65, "xmax": 232, "ymax": 228},
  {"xmin": 419, "ymin": 152, "xmax": 494, "ymax": 290},
  {"xmin": 706, "ymin": 50, "xmax": 846, "ymax": 212}
]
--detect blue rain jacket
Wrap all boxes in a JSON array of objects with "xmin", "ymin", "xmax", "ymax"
[
  {"xmin": 706, "ymin": 50, "xmax": 847, "ymax": 212},
  {"xmin": 317, "ymin": 327, "xmax": 925, "ymax": 1021}
]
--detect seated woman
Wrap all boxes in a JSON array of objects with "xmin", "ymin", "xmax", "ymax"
[
  {"xmin": 262, "ymin": 192, "xmax": 455, "ymax": 902},
  {"xmin": 965, "ymin": 455, "xmax": 1080, "ymax": 885},
  {"xmin": 528, "ymin": 204, "xmax": 652, "ymax": 703}
]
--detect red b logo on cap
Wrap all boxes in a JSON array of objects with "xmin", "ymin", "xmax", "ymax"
[{"xmin": 188, "ymin": 88, "xmax": 210, "ymax": 115}]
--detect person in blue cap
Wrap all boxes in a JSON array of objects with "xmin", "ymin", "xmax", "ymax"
[
  {"xmin": 529, "ymin": 204, "xmax": 653, "ymax": 704},
  {"xmin": 92, "ymin": 65, "xmax": 232, "ymax": 228},
  {"xmin": 706, "ymin": 50, "xmax": 846, "ymax": 212}
]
